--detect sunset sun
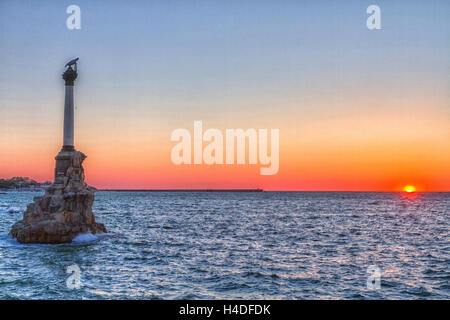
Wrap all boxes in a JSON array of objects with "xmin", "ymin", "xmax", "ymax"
[{"xmin": 403, "ymin": 185, "xmax": 417, "ymax": 193}]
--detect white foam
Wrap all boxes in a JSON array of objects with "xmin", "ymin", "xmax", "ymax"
[{"xmin": 72, "ymin": 232, "xmax": 98, "ymax": 243}]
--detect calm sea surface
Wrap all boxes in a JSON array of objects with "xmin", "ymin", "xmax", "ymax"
[{"xmin": 0, "ymin": 191, "xmax": 448, "ymax": 299}]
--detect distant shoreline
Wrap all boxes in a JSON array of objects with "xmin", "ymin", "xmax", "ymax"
[
  {"xmin": 2, "ymin": 189, "xmax": 449, "ymax": 193},
  {"xmin": 99, "ymin": 189, "xmax": 264, "ymax": 192},
  {"xmin": 98, "ymin": 189, "xmax": 448, "ymax": 193},
  {"xmin": 97, "ymin": 190, "xmax": 450, "ymax": 193}
]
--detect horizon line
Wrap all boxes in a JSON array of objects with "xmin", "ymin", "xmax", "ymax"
[{"xmin": 98, "ymin": 188, "xmax": 450, "ymax": 192}]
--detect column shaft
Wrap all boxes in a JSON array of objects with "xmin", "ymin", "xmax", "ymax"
[{"xmin": 63, "ymin": 85, "xmax": 74, "ymax": 147}]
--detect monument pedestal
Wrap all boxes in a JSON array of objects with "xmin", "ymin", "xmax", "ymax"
[{"xmin": 10, "ymin": 148, "xmax": 106, "ymax": 244}]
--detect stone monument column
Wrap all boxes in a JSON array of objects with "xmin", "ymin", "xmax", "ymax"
[
  {"xmin": 62, "ymin": 59, "xmax": 78, "ymax": 150},
  {"xmin": 55, "ymin": 58, "xmax": 79, "ymax": 184}
]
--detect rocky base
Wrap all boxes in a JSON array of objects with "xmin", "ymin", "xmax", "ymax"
[
  {"xmin": 10, "ymin": 220, "xmax": 106, "ymax": 244},
  {"xmin": 9, "ymin": 149, "xmax": 106, "ymax": 244}
]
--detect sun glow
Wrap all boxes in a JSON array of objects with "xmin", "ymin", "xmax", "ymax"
[{"xmin": 403, "ymin": 185, "xmax": 416, "ymax": 193}]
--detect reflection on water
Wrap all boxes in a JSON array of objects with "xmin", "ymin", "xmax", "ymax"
[{"xmin": 0, "ymin": 191, "xmax": 448, "ymax": 299}]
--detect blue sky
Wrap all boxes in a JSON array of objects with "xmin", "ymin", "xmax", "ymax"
[{"xmin": 1, "ymin": 0, "xmax": 448, "ymax": 117}]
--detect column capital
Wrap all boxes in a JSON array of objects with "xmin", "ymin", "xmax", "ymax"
[{"xmin": 62, "ymin": 67, "xmax": 78, "ymax": 86}]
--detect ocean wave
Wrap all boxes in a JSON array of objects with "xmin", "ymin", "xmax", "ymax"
[
  {"xmin": 72, "ymin": 232, "xmax": 109, "ymax": 244},
  {"xmin": 0, "ymin": 207, "xmax": 22, "ymax": 214}
]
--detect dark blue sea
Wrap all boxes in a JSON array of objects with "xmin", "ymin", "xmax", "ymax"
[{"xmin": 0, "ymin": 191, "xmax": 448, "ymax": 299}]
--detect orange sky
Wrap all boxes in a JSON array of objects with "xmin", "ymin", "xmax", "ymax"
[{"xmin": 1, "ymin": 104, "xmax": 449, "ymax": 191}]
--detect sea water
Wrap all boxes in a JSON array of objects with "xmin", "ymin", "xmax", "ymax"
[{"xmin": 0, "ymin": 191, "xmax": 448, "ymax": 299}]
